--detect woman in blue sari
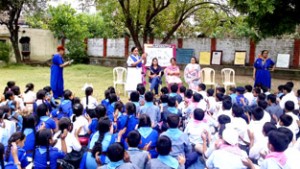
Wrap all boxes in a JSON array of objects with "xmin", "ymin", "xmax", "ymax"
[
  {"xmin": 50, "ymin": 46, "xmax": 71, "ymax": 99},
  {"xmin": 253, "ymin": 50, "xmax": 275, "ymax": 89}
]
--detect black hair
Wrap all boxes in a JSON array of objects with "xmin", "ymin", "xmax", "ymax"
[
  {"xmin": 157, "ymin": 135, "xmax": 172, "ymax": 155},
  {"xmin": 63, "ymin": 89, "xmax": 72, "ymax": 100},
  {"xmin": 3, "ymin": 81, "xmax": 15, "ymax": 94},
  {"xmin": 194, "ymin": 108, "xmax": 205, "ymax": 121},
  {"xmin": 95, "ymin": 105, "xmax": 107, "ymax": 118},
  {"xmin": 258, "ymin": 100, "xmax": 268, "ymax": 109},
  {"xmin": 130, "ymin": 91, "xmax": 140, "ymax": 102},
  {"xmin": 136, "ymin": 83, "xmax": 146, "ymax": 95},
  {"xmin": 179, "ymin": 86, "xmax": 186, "ymax": 93},
  {"xmin": 37, "ymin": 103, "xmax": 48, "ymax": 117},
  {"xmin": 4, "ymin": 91, "xmax": 14, "ymax": 100},
  {"xmin": 160, "ymin": 94, "xmax": 169, "ymax": 103},
  {"xmin": 279, "ymin": 114, "xmax": 293, "ymax": 127},
  {"xmin": 222, "ymin": 100, "xmax": 232, "ymax": 110},
  {"xmin": 261, "ymin": 86, "xmax": 268, "ymax": 93},
  {"xmin": 193, "ymin": 93, "xmax": 203, "ymax": 102},
  {"xmin": 268, "ymin": 130, "xmax": 289, "ymax": 152},
  {"xmin": 170, "ymin": 58, "xmax": 176, "ymax": 63},
  {"xmin": 245, "ymin": 85, "xmax": 253, "ymax": 92},
  {"xmin": 35, "ymin": 129, "xmax": 52, "ymax": 169},
  {"xmin": 73, "ymin": 97, "xmax": 81, "ymax": 104},
  {"xmin": 72, "ymin": 103, "xmax": 83, "ymax": 122},
  {"xmin": 277, "ymin": 127, "xmax": 293, "ymax": 144},
  {"xmin": 138, "ymin": 114, "xmax": 151, "ymax": 128},
  {"xmin": 58, "ymin": 117, "xmax": 72, "ymax": 133},
  {"xmin": 151, "ymin": 58, "xmax": 158, "ymax": 67},
  {"xmin": 286, "ymin": 82, "xmax": 294, "ymax": 89},
  {"xmin": 216, "ymin": 93, "xmax": 224, "ymax": 101},
  {"xmin": 167, "ymin": 114, "xmax": 180, "ymax": 128},
  {"xmin": 127, "ymin": 130, "xmax": 141, "ymax": 147},
  {"xmin": 258, "ymin": 93, "xmax": 266, "ymax": 101},
  {"xmin": 216, "ymin": 87, "xmax": 225, "ymax": 94},
  {"xmin": 114, "ymin": 101, "xmax": 124, "ymax": 112},
  {"xmin": 252, "ymin": 107, "xmax": 264, "ymax": 121},
  {"xmin": 170, "ymin": 83, "xmax": 178, "ymax": 93},
  {"xmin": 131, "ymin": 47, "xmax": 138, "ymax": 52},
  {"xmin": 11, "ymin": 86, "xmax": 21, "ymax": 96},
  {"xmin": 104, "ymin": 90, "xmax": 110, "ymax": 99},
  {"xmin": 145, "ymin": 91, "xmax": 154, "ymax": 102},
  {"xmin": 285, "ymin": 101, "xmax": 295, "ymax": 111},
  {"xmin": 92, "ymin": 117, "xmax": 111, "ymax": 157},
  {"xmin": 43, "ymin": 86, "xmax": 52, "ymax": 93},
  {"xmin": 36, "ymin": 89, "xmax": 46, "ymax": 100},
  {"xmin": 218, "ymin": 115, "xmax": 231, "ymax": 125},
  {"xmin": 25, "ymin": 83, "xmax": 34, "ymax": 94},
  {"xmin": 297, "ymin": 89, "xmax": 300, "ymax": 97},
  {"xmin": 229, "ymin": 87, "xmax": 236, "ymax": 93},
  {"xmin": 109, "ymin": 93, "xmax": 118, "ymax": 104},
  {"xmin": 267, "ymin": 94, "xmax": 277, "ymax": 103},
  {"xmin": 278, "ymin": 85, "xmax": 284, "ymax": 92},
  {"xmin": 160, "ymin": 86, "xmax": 169, "ymax": 95},
  {"xmin": 263, "ymin": 122, "xmax": 277, "ymax": 136},
  {"xmin": 190, "ymin": 56, "xmax": 198, "ymax": 64},
  {"xmin": 167, "ymin": 96, "xmax": 176, "ymax": 107},
  {"xmin": 184, "ymin": 89, "xmax": 193, "ymax": 99},
  {"xmin": 85, "ymin": 87, "xmax": 93, "ymax": 110},
  {"xmin": 198, "ymin": 83, "xmax": 206, "ymax": 91},
  {"xmin": 107, "ymin": 86, "xmax": 116, "ymax": 94},
  {"xmin": 232, "ymin": 104, "xmax": 244, "ymax": 117},
  {"xmin": 0, "ymin": 143, "xmax": 4, "ymax": 169},
  {"xmin": 107, "ymin": 143, "xmax": 125, "ymax": 162},
  {"xmin": 5, "ymin": 132, "xmax": 25, "ymax": 161},
  {"xmin": 207, "ymin": 89, "xmax": 214, "ymax": 97},
  {"xmin": 22, "ymin": 114, "xmax": 36, "ymax": 132},
  {"xmin": 261, "ymin": 50, "xmax": 269, "ymax": 55},
  {"xmin": 223, "ymin": 95, "xmax": 232, "ymax": 102},
  {"xmin": 125, "ymin": 102, "xmax": 136, "ymax": 116},
  {"xmin": 283, "ymin": 85, "xmax": 292, "ymax": 93},
  {"xmin": 253, "ymin": 88, "xmax": 261, "ymax": 94}
]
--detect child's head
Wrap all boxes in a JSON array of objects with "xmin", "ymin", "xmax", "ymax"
[
  {"xmin": 104, "ymin": 90, "xmax": 110, "ymax": 99},
  {"xmin": 193, "ymin": 108, "xmax": 205, "ymax": 121},
  {"xmin": 109, "ymin": 93, "xmax": 118, "ymax": 104},
  {"xmin": 22, "ymin": 114, "xmax": 36, "ymax": 130},
  {"xmin": 286, "ymin": 82, "xmax": 294, "ymax": 90},
  {"xmin": 236, "ymin": 87, "xmax": 245, "ymax": 95},
  {"xmin": 125, "ymin": 102, "xmax": 136, "ymax": 116},
  {"xmin": 267, "ymin": 130, "xmax": 289, "ymax": 152},
  {"xmin": 253, "ymin": 88, "xmax": 261, "ymax": 97},
  {"xmin": 160, "ymin": 86, "xmax": 169, "ymax": 95},
  {"xmin": 4, "ymin": 91, "xmax": 14, "ymax": 100},
  {"xmin": 170, "ymin": 83, "xmax": 179, "ymax": 93},
  {"xmin": 257, "ymin": 100, "xmax": 268, "ymax": 110},
  {"xmin": 179, "ymin": 86, "xmax": 186, "ymax": 94},
  {"xmin": 279, "ymin": 114, "xmax": 293, "ymax": 127},
  {"xmin": 193, "ymin": 93, "xmax": 203, "ymax": 102},
  {"xmin": 107, "ymin": 143, "xmax": 125, "ymax": 162},
  {"xmin": 257, "ymin": 93, "xmax": 266, "ymax": 101},
  {"xmin": 184, "ymin": 89, "xmax": 193, "ymax": 99},
  {"xmin": 216, "ymin": 93, "xmax": 224, "ymax": 102},
  {"xmin": 251, "ymin": 107, "xmax": 264, "ymax": 121},
  {"xmin": 284, "ymin": 101, "xmax": 295, "ymax": 112},
  {"xmin": 232, "ymin": 104, "xmax": 244, "ymax": 118},
  {"xmin": 130, "ymin": 91, "xmax": 140, "ymax": 102},
  {"xmin": 72, "ymin": 103, "xmax": 84, "ymax": 122},
  {"xmin": 218, "ymin": 115, "xmax": 231, "ymax": 125},
  {"xmin": 95, "ymin": 105, "xmax": 107, "ymax": 118},
  {"xmin": 267, "ymin": 94, "xmax": 276, "ymax": 104},
  {"xmin": 262, "ymin": 122, "xmax": 277, "ymax": 136},
  {"xmin": 198, "ymin": 83, "xmax": 206, "ymax": 91},
  {"xmin": 278, "ymin": 85, "xmax": 284, "ymax": 93},
  {"xmin": 127, "ymin": 130, "xmax": 141, "ymax": 148},
  {"xmin": 11, "ymin": 86, "xmax": 21, "ymax": 96},
  {"xmin": 58, "ymin": 117, "xmax": 72, "ymax": 132},
  {"xmin": 36, "ymin": 129, "xmax": 53, "ymax": 146},
  {"xmin": 6, "ymin": 81, "xmax": 15, "ymax": 88},
  {"xmin": 222, "ymin": 100, "xmax": 232, "ymax": 110},
  {"xmin": 107, "ymin": 86, "xmax": 116, "ymax": 94},
  {"xmin": 167, "ymin": 114, "xmax": 180, "ymax": 128},
  {"xmin": 245, "ymin": 85, "xmax": 252, "ymax": 93},
  {"xmin": 37, "ymin": 103, "xmax": 49, "ymax": 117},
  {"xmin": 167, "ymin": 96, "xmax": 176, "ymax": 107},
  {"xmin": 6, "ymin": 132, "xmax": 26, "ymax": 160},
  {"xmin": 283, "ymin": 84, "xmax": 292, "ymax": 94},
  {"xmin": 160, "ymin": 94, "xmax": 169, "ymax": 104},
  {"xmin": 24, "ymin": 83, "xmax": 34, "ymax": 93},
  {"xmin": 138, "ymin": 114, "xmax": 151, "ymax": 128},
  {"xmin": 43, "ymin": 86, "xmax": 52, "ymax": 93},
  {"xmin": 156, "ymin": 136, "xmax": 172, "ymax": 155},
  {"xmin": 97, "ymin": 117, "xmax": 111, "ymax": 134},
  {"xmin": 297, "ymin": 89, "xmax": 300, "ymax": 97},
  {"xmin": 63, "ymin": 89, "xmax": 73, "ymax": 100},
  {"xmin": 229, "ymin": 87, "xmax": 236, "ymax": 94},
  {"xmin": 36, "ymin": 89, "xmax": 46, "ymax": 100},
  {"xmin": 261, "ymin": 86, "xmax": 268, "ymax": 93},
  {"xmin": 216, "ymin": 87, "xmax": 225, "ymax": 94},
  {"xmin": 136, "ymin": 83, "xmax": 146, "ymax": 95},
  {"xmin": 207, "ymin": 89, "xmax": 214, "ymax": 97},
  {"xmin": 145, "ymin": 91, "xmax": 154, "ymax": 102},
  {"xmin": 114, "ymin": 101, "xmax": 124, "ymax": 112},
  {"xmin": 277, "ymin": 127, "xmax": 293, "ymax": 144},
  {"xmin": 85, "ymin": 87, "xmax": 93, "ymax": 97}
]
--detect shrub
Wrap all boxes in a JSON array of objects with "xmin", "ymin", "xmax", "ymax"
[{"xmin": 0, "ymin": 42, "xmax": 11, "ymax": 63}]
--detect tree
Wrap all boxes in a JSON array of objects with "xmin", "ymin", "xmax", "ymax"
[
  {"xmin": 230, "ymin": 0, "xmax": 300, "ymax": 40},
  {"xmin": 0, "ymin": 0, "xmax": 46, "ymax": 63}
]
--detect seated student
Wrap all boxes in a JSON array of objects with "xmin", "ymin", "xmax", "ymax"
[
  {"xmin": 197, "ymin": 83, "xmax": 207, "ymax": 99},
  {"xmin": 179, "ymin": 86, "xmax": 186, "ymax": 101},
  {"xmin": 178, "ymin": 89, "xmax": 193, "ymax": 117},
  {"xmin": 43, "ymin": 86, "xmax": 58, "ymax": 110},
  {"xmin": 244, "ymin": 85, "xmax": 254, "ymax": 105},
  {"xmin": 159, "ymin": 94, "xmax": 169, "ymax": 113},
  {"xmin": 23, "ymin": 83, "xmax": 36, "ymax": 113},
  {"xmin": 160, "ymin": 86, "xmax": 169, "ymax": 95},
  {"xmin": 283, "ymin": 101, "xmax": 299, "ymax": 137},
  {"xmin": 266, "ymin": 94, "xmax": 284, "ymax": 121},
  {"xmin": 33, "ymin": 129, "xmax": 67, "ymax": 169},
  {"xmin": 0, "ymin": 106, "xmax": 16, "ymax": 146},
  {"xmin": 99, "ymin": 143, "xmax": 139, "ymax": 169},
  {"xmin": 101, "ymin": 90, "xmax": 110, "ymax": 109},
  {"xmin": 206, "ymin": 127, "xmax": 248, "ymax": 169},
  {"xmin": 81, "ymin": 86, "xmax": 98, "ymax": 115},
  {"xmin": 169, "ymin": 83, "xmax": 183, "ymax": 104},
  {"xmin": 33, "ymin": 89, "xmax": 52, "ymax": 114},
  {"xmin": 80, "ymin": 117, "xmax": 117, "ymax": 169},
  {"xmin": 107, "ymin": 93, "xmax": 118, "ymax": 121},
  {"xmin": 7, "ymin": 100, "xmax": 23, "ymax": 131},
  {"xmin": 186, "ymin": 92, "xmax": 206, "ymax": 118},
  {"xmin": 250, "ymin": 87, "xmax": 261, "ymax": 107},
  {"xmin": 52, "ymin": 89, "xmax": 73, "ymax": 119},
  {"xmin": 129, "ymin": 91, "xmax": 140, "ymax": 114},
  {"xmin": 11, "ymin": 86, "xmax": 25, "ymax": 113},
  {"xmin": 257, "ymin": 100, "xmax": 272, "ymax": 124},
  {"xmin": 277, "ymin": 85, "xmax": 285, "ymax": 99},
  {"xmin": 72, "ymin": 103, "xmax": 90, "ymax": 137},
  {"xmin": 4, "ymin": 132, "xmax": 29, "ymax": 169},
  {"xmin": 214, "ymin": 99, "xmax": 233, "ymax": 120},
  {"xmin": 262, "ymin": 86, "xmax": 271, "ymax": 96},
  {"xmin": 161, "ymin": 114, "xmax": 197, "ymax": 168},
  {"xmin": 278, "ymin": 114, "xmax": 293, "ymax": 131},
  {"xmin": 161, "ymin": 97, "xmax": 182, "ymax": 129},
  {"xmin": 184, "ymin": 108, "xmax": 210, "ymax": 154},
  {"xmin": 126, "ymin": 131, "xmax": 149, "ymax": 169},
  {"xmin": 140, "ymin": 92, "xmax": 160, "ymax": 128},
  {"xmin": 216, "ymin": 87, "xmax": 225, "ymax": 94},
  {"xmin": 248, "ymin": 107, "xmax": 266, "ymax": 148},
  {"xmin": 137, "ymin": 114, "xmax": 159, "ymax": 158},
  {"xmin": 235, "ymin": 87, "xmax": 249, "ymax": 107},
  {"xmin": 207, "ymin": 89, "xmax": 216, "ymax": 114},
  {"xmin": 146, "ymin": 136, "xmax": 186, "ymax": 169},
  {"xmin": 280, "ymin": 84, "xmax": 299, "ymax": 110},
  {"xmin": 214, "ymin": 93, "xmax": 224, "ymax": 114},
  {"xmin": 22, "ymin": 115, "xmax": 36, "ymax": 158},
  {"xmin": 88, "ymin": 105, "xmax": 104, "ymax": 135},
  {"xmin": 229, "ymin": 87, "xmax": 237, "ymax": 104},
  {"xmin": 137, "ymin": 83, "xmax": 146, "ymax": 106},
  {"xmin": 244, "ymin": 129, "xmax": 291, "ymax": 169},
  {"xmin": 249, "ymin": 122, "xmax": 276, "ymax": 165},
  {"xmin": 36, "ymin": 103, "xmax": 57, "ymax": 132}
]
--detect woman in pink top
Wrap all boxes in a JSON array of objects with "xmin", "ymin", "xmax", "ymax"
[{"xmin": 164, "ymin": 58, "xmax": 182, "ymax": 91}]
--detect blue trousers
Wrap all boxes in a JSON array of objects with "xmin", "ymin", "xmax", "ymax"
[{"xmin": 150, "ymin": 76, "xmax": 160, "ymax": 94}]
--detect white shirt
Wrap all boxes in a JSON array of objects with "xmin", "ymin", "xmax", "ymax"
[
  {"xmin": 197, "ymin": 91, "xmax": 207, "ymax": 99},
  {"xmin": 285, "ymin": 147, "xmax": 300, "ymax": 169},
  {"xmin": 214, "ymin": 109, "xmax": 233, "ymax": 121},
  {"xmin": 127, "ymin": 55, "xmax": 141, "ymax": 66},
  {"xmin": 280, "ymin": 92, "xmax": 299, "ymax": 110},
  {"xmin": 72, "ymin": 115, "xmax": 89, "ymax": 136},
  {"xmin": 260, "ymin": 158, "xmax": 291, "ymax": 169},
  {"xmin": 23, "ymin": 91, "xmax": 36, "ymax": 103},
  {"xmin": 244, "ymin": 92, "xmax": 254, "ymax": 106},
  {"xmin": 54, "ymin": 131, "xmax": 82, "ymax": 153},
  {"xmin": 285, "ymin": 112, "xmax": 299, "ymax": 137},
  {"xmin": 248, "ymin": 120, "xmax": 265, "ymax": 145},
  {"xmin": 184, "ymin": 120, "xmax": 210, "ymax": 144},
  {"xmin": 207, "ymin": 96, "xmax": 216, "ymax": 114},
  {"xmin": 261, "ymin": 110, "xmax": 271, "ymax": 124},
  {"xmin": 15, "ymin": 96, "xmax": 25, "ymax": 111},
  {"xmin": 4, "ymin": 119, "xmax": 16, "ymax": 139},
  {"xmin": 230, "ymin": 117, "xmax": 249, "ymax": 146},
  {"xmin": 81, "ymin": 96, "xmax": 98, "ymax": 109},
  {"xmin": 249, "ymin": 136, "xmax": 268, "ymax": 161}
]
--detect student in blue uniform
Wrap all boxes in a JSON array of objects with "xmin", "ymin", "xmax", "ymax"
[
  {"xmin": 107, "ymin": 93, "xmax": 118, "ymax": 121},
  {"xmin": 146, "ymin": 135, "xmax": 185, "ymax": 169},
  {"xmin": 98, "ymin": 143, "xmax": 139, "ymax": 169},
  {"xmin": 88, "ymin": 106, "xmax": 102, "ymax": 136},
  {"xmin": 33, "ymin": 89, "xmax": 52, "ymax": 115},
  {"xmin": 101, "ymin": 90, "xmax": 110, "ymax": 109},
  {"xmin": 52, "ymin": 89, "xmax": 73, "ymax": 119},
  {"xmin": 33, "ymin": 128, "xmax": 67, "ymax": 169},
  {"xmin": 159, "ymin": 94, "xmax": 169, "ymax": 112},
  {"xmin": 126, "ymin": 130, "xmax": 149, "ymax": 169},
  {"xmin": 80, "ymin": 117, "xmax": 117, "ymax": 169},
  {"xmin": 140, "ymin": 92, "xmax": 160, "ymax": 129},
  {"xmin": 137, "ymin": 83, "xmax": 146, "ymax": 106},
  {"xmin": 4, "ymin": 132, "xmax": 29, "ymax": 169},
  {"xmin": 36, "ymin": 103, "xmax": 57, "ymax": 132},
  {"xmin": 161, "ymin": 96, "xmax": 182, "ymax": 131},
  {"xmin": 22, "ymin": 115, "xmax": 36, "ymax": 158},
  {"xmin": 169, "ymin": 83, "xmax": 183, "ymax": 104},
  {"xmin": 137, "ymin": 114, "xmax": 159, "ymax": 158},
  {"xmin": 236, "ymin": 87, "xmax": 249, "ymax": 108},
  {"xmin": 7, "ymin": 100, "xmax": 22, "ymax": 131},
  {"xmin": 130, "ymin": 91, "xmax": 140, "ymax": 114}
]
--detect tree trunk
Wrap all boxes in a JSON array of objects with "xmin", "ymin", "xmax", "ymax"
[
  {"xmin": 9, "ymin": 27, "xmax": 22, "ymax": 63},
  {"xmin": 161, "ymin": 21, "xmax": 182, "ymax": 44}
]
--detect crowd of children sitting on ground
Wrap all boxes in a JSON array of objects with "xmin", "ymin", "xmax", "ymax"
[{"xmin": 0, "ymin": 80, "xmax": 299, "ymax": 169}]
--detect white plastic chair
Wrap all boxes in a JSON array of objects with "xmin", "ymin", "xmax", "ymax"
[
  {"xmin": 221, "ymin": 68, "xmax": 236, "ymax": 92},
  {"xmin": 200, "ymin": 68, "xmax": 216, "ymax": 88},
  {"xmin": 113, "ymin": 67, "xmax": 127, "ymax": 96}
]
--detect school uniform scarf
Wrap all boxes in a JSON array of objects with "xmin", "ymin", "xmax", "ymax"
[
  {"xmin": 107, "ymin": 160, "xmax": 124, "ymax": 169},
  {"xmin": 157, "ymin": 155, "xmax": 179, "ymax": 169},
  {"xmin": 265, "ymin": 152, "xmax": 287, "ymax": 167},
  {"xmin": 138, "ymin": 127, "xmax": 153, "ymax": 138},
  {"xmin": 165, "ymin": 128, "xmax": 182, "ymax": 140}
]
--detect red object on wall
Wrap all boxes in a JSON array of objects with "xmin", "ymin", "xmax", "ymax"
[
  {"xmin": 178, "ymin": 38, "xmax": 183, "ymax": 48},
  {"xmin": 211, "ymin": 38, "xmax": 216, "ymax": 51},
  {"xmin": 293, "ymin": 39, "xmax": 300, "ymax": 68},
  {"xmin": 125, "ymin": 36, "xmax": 129, "ymax": 57},
  {"xmin": 103, "ymin": 38, "xmax": 107, "ymax": 58},
  {"xmin": 249, "ymin": 39, "xmax": 256, "ymax": 65}
]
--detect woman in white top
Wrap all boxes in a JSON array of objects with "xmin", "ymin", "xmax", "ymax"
[
  {"xmin": 23, "ymin": 83, "xmax": 36, "ymax": 114},
  {"xmin": 72, "ymin": 103, "xmax": 90, "ymax": 136},
  {"xmin": 184, "ymin": 57, "xmax": 201, "ymax": 91},
  {"xmin": 81, "ymin": 87, "xmax": 98, "ymax": 113}
]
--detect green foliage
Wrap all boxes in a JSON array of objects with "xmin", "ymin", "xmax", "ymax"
[
  {"xmin": 25, "ymin": 10, "xmax": 49, "ymax": 29},
  {"xmin": 0, "ymin": 42, "xmax": 11, "ymax": 64}
]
